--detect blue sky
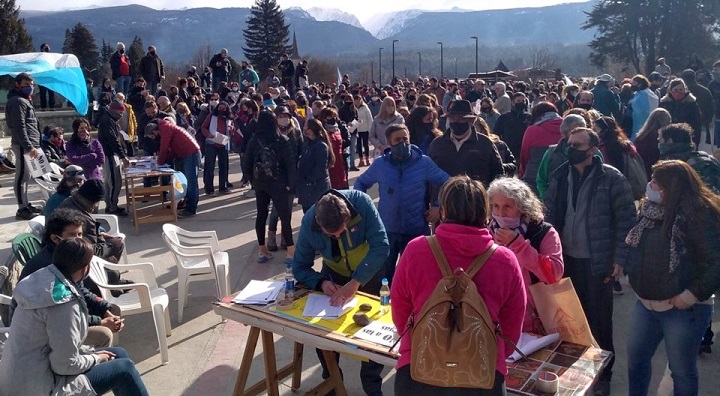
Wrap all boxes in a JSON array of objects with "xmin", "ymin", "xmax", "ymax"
[{"xmin": 17, "ymin": 0, "xmax": 588, "ymax": 23}]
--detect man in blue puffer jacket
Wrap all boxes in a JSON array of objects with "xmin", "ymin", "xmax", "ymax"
[{"xmin": 355, "ymin": 124, "xmax": 449, "ymax": 283}]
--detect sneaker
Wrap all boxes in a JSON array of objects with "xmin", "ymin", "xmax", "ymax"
[
  {"xmin": 613, "ymin": 280, "xmax": 623, "ymax": 295},
  {"xmin": 243, "ymin": 189, "xmax": 256, "ymax": 198},
  {"xmin": 27, "ymin": 204, "xmax": 42, "ymax": 214},
  {"xmin": 257, "ymin": 252, "xmax": 273, "ymax": 263},
  {"xmin": 350, "ymin": 166, "xmax": 360, "ymax": 171},
  {"xmin": 226, "ymin": 182, "xmax": 234, "ymax": 188},
  {"xmin": 205, "ymin": 190, "xmax": 215, "ymax": 196},
  {"xmin": 219, "ymin": 188, "xmax": 232, "ymax": 195},
  {"xmin": 178, "ymin": 209, "xmax": 196, "ymax": 218},
  {"xmin": 15, "ymin": 208, "xmax": 38, "ymax": 220},
  {"xmin": 240, "ymin": 180, "xmax": 250, "ymax": 188}
]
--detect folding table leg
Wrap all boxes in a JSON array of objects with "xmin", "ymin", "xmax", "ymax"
[
  {"xmin": 261, "ymin": 330, "xmax": 280, "ymax": 396},
  {"xmin": 233, "ymin": 326, "xmax": 260, "ymax": 396},
  {"xmin": 291, "ymin": 342, "xmax": 304, "ymax": 391}
]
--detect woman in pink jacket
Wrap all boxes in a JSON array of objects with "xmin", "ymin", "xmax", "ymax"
[
  {"xmin": 487, "ymin": 177, "xmax": 564, "ymax": 333},
  {"xmin": 391, "ymin": 175, "xmax": 526, "ymax": 395}
]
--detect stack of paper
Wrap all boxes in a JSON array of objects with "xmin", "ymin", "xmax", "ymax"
[
  {"xmin": 506, "ymin": 332, "xmax": 560, "ymax": 362},
  {"xmin": 302, "ymin": 293, "xmax": 357, "ymax": 318},
  {"xmin": 232, "ymin": 280, "xmax": 284, "ymax": 305}
]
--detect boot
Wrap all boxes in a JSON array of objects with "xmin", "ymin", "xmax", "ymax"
[
  {"xmin": 280, "ymin": 234, "xmax": 287, "ymax": 250},
  {"xmin": 267, "ymin": 230, "xmax": 278, "ymax": 252}
]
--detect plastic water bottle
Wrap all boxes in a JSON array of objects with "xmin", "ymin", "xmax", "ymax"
[
  {"xmin": 284, "ymin": 263, "xmax": 295, "ymax": 301},
  {"xmin": 379, "ymin": 278, "xmax": 390, "ymax": 314}
]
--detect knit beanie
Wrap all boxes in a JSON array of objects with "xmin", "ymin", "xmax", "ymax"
[
  {"xmin": 78, "ymin": 179, "xmax": 105, "ymax": 202},
  {"xmin": 109, "ymin": 100, "xmax": 125, "ymax": 112}
]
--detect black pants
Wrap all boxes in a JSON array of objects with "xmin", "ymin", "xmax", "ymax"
[
  {"xmin": 395, "ymin": 365, "xmax": 506, "ymax": 396},
  {"xmin": 255, "ymin": 185, "xmax": 293, "ymax": 247},
  {"xmin": 39, "ymin": 86, "xmax": 55, "ymax": 109},
  {"xmin": 316, "ymin": 267, "xmax": 384, "ymax": 395},
  {"xmin": 357, "ymin": 132, "xmax": 370, "ymax": 157},
  {"xmin": 563, "ymin": 255, "xmax": 615, "ymax": 382}
]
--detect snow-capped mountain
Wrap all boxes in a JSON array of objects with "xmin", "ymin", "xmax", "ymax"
[
  {"xmin": 305, "ymin": 7, "xmax": 363, "ymax": 29},
  {"xmin": 363, "ymin": 10, "xmax": 423, "ymax": 39}
]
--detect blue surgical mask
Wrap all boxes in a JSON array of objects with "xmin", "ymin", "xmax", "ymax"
[
  {"xmin": 20, "ymin": 85, "xmax": 34, "ymax": 97},
  {"xmin": 492, "ymin": 214, "xmax": 521, "ymax": 230},
  {"xmin": 391, "ymin": 141, "xmax": 411, "ymax": 160},
  {"xmin": 646, "ymin": 183, "xmax": 663, "ymax": 204}
]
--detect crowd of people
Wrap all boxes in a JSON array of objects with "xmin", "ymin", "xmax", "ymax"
[{"xmin": 5, "ymin": 45, "xmax": 720, "ymax": 396}]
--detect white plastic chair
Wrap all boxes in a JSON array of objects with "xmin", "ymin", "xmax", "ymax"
[
  {"xmin": 93, "ymin": 214, "xmax": 128, "ymax": 264},
  {"xmin": 162, "ymin": 224, "xmax": 229, "ymax": 323},
  {"xmin": 34, "ymin": 163, "xmax": 64, "ymax": 203},
  {"xmin": 88, "ymin": 256, "xmax": 171, "ymax": 365},
  {"xmin": 28, "ymin": 216, "xmax": 46, "ymax": 239}
]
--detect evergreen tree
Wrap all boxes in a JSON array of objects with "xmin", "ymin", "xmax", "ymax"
[
  {"xmin": 0, "ymin": 0, "xmax": 34, "ymax": 55},
  {"xmin": 242, "ymin": 0, "xmax": 290, "ymax": 80},
  {"xmin": 62, "ymin": 23, "xmax": 100, "ymax": 81},
  {"xmin": 583, "ymin": 0, "xmax": 720, "ymax": 74},
  {"xmin": 99, "ymin": 40, "xmax": 114, "ymax": 81},
  {"xmin": 127, "ymin": 36, "xmax": 145, "ymax": 79}
]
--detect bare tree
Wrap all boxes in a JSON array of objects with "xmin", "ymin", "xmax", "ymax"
[
  {"xmin": 528, "ymin": 46, "xmax": 557, "ymax": 70},
  {"xmin": 190, "ymin": 43, "xmax": 213, "ymax": 70}
]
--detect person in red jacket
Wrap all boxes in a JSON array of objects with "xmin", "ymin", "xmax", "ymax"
[
  {"xmin": 145, "ymin": 119, "xmax": 201, "ymax": 217},
  {"xmin": 519, "ymin": 102, "xmax": 563, "ymax": 193},
  {"xmin": 391, "ymin": 175, "xmax": 526, "ymax": 395}
]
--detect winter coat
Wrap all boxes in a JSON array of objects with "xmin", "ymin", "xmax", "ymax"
[
  {"xmin": 0, "ymin": 265, "xmax": 98, "ymax": 396},
  {"xmin": 494, "ymin": 109, "xmax": 531, "ymax": 159},
  {"xmin": 109, "ymin": 51, "xmax": 130, "ymax": 79},
  {"xmin": 327, "ymin": 129, "xmax": 347, "ymax": 189},
  {"xmin": 354, "ymin": 146, "xmax": 449, "ymax": 235},
  {"xmin": 292, "ymin": 189, "xmax": 389, "ymax": 289},
  {"xmin": 519, "ymin": 117, "xmax": 563, "ymax": 179},
  {"xmin": 369, "ymin": 112, "xmax": 405, "ymax": 152},
  {"xmin": 208, "ymin": 53, "xmax": 232, "ymax": 80},
  {"xmin": 41, "ymin": 138, "xmax": 68, "ymax": 167},
  {"xmin": 239, "ymin": 68, "xmax": 260, "ymax": 91},
  {"xmin": 155, "ymin": 119, "xmax": 201, "ymax": 165},
  {"xmin": 493, "ymin": 138, "xmax": 517, "ymax": 176},
  {"xmin": 242, "ymin": 134, "xmax": 297, "ymax": 191},
  {"xmin": 296, "ymin": 138, "xmax": 331, "ymax": 208},
  {"xmin": 629, "ymin": 88, "xmax": 659, "ymax": 140},
  {"xmin": 97, "ymin": 112, "xmax": 127, "ymax": 159},
  {"xmin": 201, "ymin": 114, "xmax": 231, "ymax": 149},
  {"xmin": 544, "ymin": 157, "xmax": 636, "ymax": 276},
  {"xmin": 66, "ymin": 139, "xmax": 105, "ymax": 180},
  {"xmin": 5, "ymin": 89, "xmax": 41, "ymax": 152},
  {"xmin": 591, "ymin": 83, "xmax": 622, "ymax": 119},
  {"xmin": 139, "ymin": 53, "xmax": 164, "ymax": 82},
  {"xmin": 659, "ymin": 93, "xmax": 702, "ymax": 137},
  {"xmin": 660, "ymin": 143, "xmax": 720, "ymax": 194},
  {"xmin": 390, "ymin": 223, "xmax": 526, "ymax": 374},
  {"xmin": 428, "ymin": 128, "xmax": 504, "ymax": 188},
  {"xmin": 634, "ymin": 130, "xmax": 660, "ymax": 177},
  {"xmin": 685, "ymin": 80, "xmax": 714, "ymax": 127}
]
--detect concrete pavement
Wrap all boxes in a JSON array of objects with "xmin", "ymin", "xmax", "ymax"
[{"xmin": 0, "ymin": 135, "xmax": 719, "ymax": 395}]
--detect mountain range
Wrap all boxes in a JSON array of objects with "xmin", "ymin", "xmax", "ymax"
[{"xmin": 19, "ymin": 2, "xmax": 598, "ymax": 63}]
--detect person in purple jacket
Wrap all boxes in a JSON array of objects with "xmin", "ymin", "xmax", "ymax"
[{"xmin": 66, "ymin": 118, "xmax": 106, "ymax": 181}]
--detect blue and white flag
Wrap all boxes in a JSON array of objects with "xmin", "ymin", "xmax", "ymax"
[
  {"xmin": 0, "ymin": 52, "xmax": 89, "ymax": 115},
  {"xmin": 337, "ymin": 67, "xmax": 342, "ymax": 87}
]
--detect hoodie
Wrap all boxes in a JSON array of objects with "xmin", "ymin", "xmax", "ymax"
[
  {"xmin": 0, "ymin": 265, "xmax": 97, "ymax": 396},
  {"xmin": 390, "ymin": 223, "xmax": 526, "ymax": 374}
]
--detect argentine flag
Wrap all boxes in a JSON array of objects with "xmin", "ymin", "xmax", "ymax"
[{"xmin": 0, "ymin": 52, "xmax": 89, "ymax": 115}]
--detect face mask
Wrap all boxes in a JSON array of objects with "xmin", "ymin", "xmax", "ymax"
[
  {"xmin": 20, "ymin": 85, "xmax": 33, "ymax": 97},
  {"xmin": 567, "ymin": 146, "xmax": 590, "ymax": 165},
  {"xmin": 278, "ymin": 118, "xmax": 291, "ymax": 127},
  {"xmin": 646, "ymin": 183, "xmax": 663, "ymax": 204},
  {"xmin": 577, "ymin": 103, "xmax": 592, "ymax": 110},
  {"xmin": 209, "ymin": 100, "xmax": 219, "ymax": 107},
  {"xmin": 232, "ymin": 87, "xmax": 239, "ymax": 92},
  {"xmin": 481, "ymin": 107, "xmax": 491, "ymax": 113},
  {"xmin": 450, "ymin": 122, "xmax": 469, "ymax": 136},
  {"xmin": 119, "ymin": 49, "xmax": 125, "ymax": 54},
  {"xmin": 391, "ymin": 141, "xmax": 411, "ymax": 160},
  {"xmin": 326, "ymin": 118, "xmax": 337, "ymax": 125},
  {"xmin": 109, "ymin": 110, "xmax": 123, "ymax": 119},
  {"xmin": 658, "ymin": 142, "xmax": 678, "ymax": 156},
  {"xmin": 513, "ymin": 103, "xmax": 526, "ymax": 112},
  {"xmin": 631, "ymin": 85, "xmax": 639, "ymax": 92},
  {"xmin": 492, "ymin": 214, "xmax": 521, "ymax": 230},
  {"xmin": 671, "ymin": 92, "xmax": 686, "ymax": 101}
]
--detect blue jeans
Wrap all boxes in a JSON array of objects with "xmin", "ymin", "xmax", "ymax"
[
  {"xmin": 384, "ymin": 233, "xmax": 419, "ymax": 284},
  {"xmin": 182, "ymin": 151, "xmax": 201, "ymax": 213},
  {"xmin": 84, "ymin": 347, "xmax": 149, "ymax": 396},
  {"xmin": 714, "ymin": 119, "xmax": 720, "ymax": 147},
  {"xmin": 115, "ymin": 75, "xmax": 131, "ymax": 95},
  {"xmin": 627, "ymin": 300, "xmax": 712, "ymax": 396},
  {"xmin": 203, "ymin": 144, "xmax": 229, "ymax": 192},
  {"xmin": 349, "ymin": 132, "xmax": 357, "ymax": 166}
]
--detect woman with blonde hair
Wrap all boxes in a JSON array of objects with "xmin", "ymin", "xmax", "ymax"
[
  {"xmin": 369, "ymin": 96, "xmax": 404, "ymax": 156},
  {"xmin": 634, "ymin": 108, "xmax": 672, "ymax": 176}
]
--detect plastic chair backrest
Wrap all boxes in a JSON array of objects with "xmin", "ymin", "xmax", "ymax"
[
  {"xmin": 28, "ymin": 216, "xmax": 46, "ymax": 239},
  {"xmin": 88, "ymin": 257, "xmax": 111, "ymax": 300},
  {"xmin": 11, "ymin": 233, "xmax": 41, "ymax": 266}
]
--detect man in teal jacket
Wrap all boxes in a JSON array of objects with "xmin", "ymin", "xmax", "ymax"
[{"xmin": 293, "ymin": 189, "xmax": 389, "ymax": 396}]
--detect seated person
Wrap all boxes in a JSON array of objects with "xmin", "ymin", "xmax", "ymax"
[
  {"xmin": 19, "ymin": 208, "xmax": 124, "ymax": 348},
  {"xmin": 41, "ymin": 125, "xmax": 69, "ymax": 167},
  {"xmin": 44, "ymin": 165, "xmax": 86, "ymax": 216},
  {"xmin": 58, "ymin": 179, "xmax": 129, "ymax": 296},
  {"xmin": 0, "ymin": 238, "xmax": 149, "ymax": 396}
]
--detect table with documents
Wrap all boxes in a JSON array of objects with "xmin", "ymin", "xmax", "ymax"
[{"xmin": 123, "ymin": 165, "xmax": 177, "ymax": 234}]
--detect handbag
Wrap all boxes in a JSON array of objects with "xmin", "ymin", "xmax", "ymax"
[{"xmin": 528, "ymin": 278, "xmax": 599, "ymax": 348}]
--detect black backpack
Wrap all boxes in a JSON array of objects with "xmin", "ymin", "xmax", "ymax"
[{"xmin": 253, "ymin": 140, "xmax": 280, "ymax": 182}]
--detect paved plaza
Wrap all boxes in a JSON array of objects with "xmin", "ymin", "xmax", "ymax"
[{"xmin": 0, "ymin": 136, "xmax": 719, "ymax": 395}]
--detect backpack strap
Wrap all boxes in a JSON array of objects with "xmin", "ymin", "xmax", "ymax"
[
  {"xmin": 466, "ymin": 244, "xmax": 499, "ymax": 279},
  {"xmin": 425, "ymin": 235, "xmax": 453, "ymax": 277}
]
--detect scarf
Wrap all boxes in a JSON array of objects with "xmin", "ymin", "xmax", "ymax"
[
  {"xmin": 533, "ymin": 112, "xmax": 561, "ymax": 126},
  {"xmin": 625, "ymin": 201, "xmax": 685, "ymax": 273},
  {"xmin": 488, "ymin": 216, "xmax": 529, "ymax": 237}
]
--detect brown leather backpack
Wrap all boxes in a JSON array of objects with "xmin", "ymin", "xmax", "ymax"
[{"xmin": 410, "ymin": 235, "xmax": 499, "ymax": 388}]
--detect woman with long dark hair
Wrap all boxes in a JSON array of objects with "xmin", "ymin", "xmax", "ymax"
[
  {"xmin": 626, "ymin": 160, "xmax": 720, "ymax": 395},
  {"xmin": 242, "ymin": 110, "xmax": 297, "ymax": 264},
  {"xmin": 296, "ymin": 119, "xmax": 333, "ymax": 213},
  {"xmin": 66, "ymin": 118, "xmax": 105, "ymax": 181},
  {"xmin": 594, "ymin": 115, "xmax": 648, "ymax": 200},
  {"xmin": 405, "ymin": 105, "xmax": 442, "ymax": 155}
]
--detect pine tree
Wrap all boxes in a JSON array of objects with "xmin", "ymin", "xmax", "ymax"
[
  {"xmin": 242, "ymin": 0, "xmax": 290, "ymax": 80},
  {"xmin": 0, "ymin": 0, "xmax": 34, "ymax": 55},
  {"xmin": 98, "ymin": 40, "xmax": 114, "ymax": 82},
  {"xmin": 62, "ymin": 23, "xmax": 100, "ymax": 81},
  {"xmin": 127, "ymin": 36, "xmax": 145, "ymax": 80}
]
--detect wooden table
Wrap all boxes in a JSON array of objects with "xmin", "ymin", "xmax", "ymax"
[
  {"xmin": 123, "ymin": 169, "xmax": 177, "ymax": 234},
  {"xmin": 213, "ymin": 292, "xmax": 398, "ymax": 396}
]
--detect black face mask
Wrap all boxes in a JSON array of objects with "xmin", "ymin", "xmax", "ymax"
[
  {"xmin": 577, "ymin": 103, "xmax": 592, "ymax": 110},
  {"xmin": 450, "ymin": 122, "xmax": 469, "ymax": 136},
  {"xmin": 567, "ymin": 147, "xmax": 591, "ymax": 165},
  {"xmin": 119, "ymin": 49, "xmax": 125, "ymax": 54},
  {"xmin": 513, "ymin": 103, "xmax": 526, "ymax": 113}
]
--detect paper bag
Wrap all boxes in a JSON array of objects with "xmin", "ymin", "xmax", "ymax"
[
  {"xmin": 528, "ymin": 278, "xmax": 599, "ymax": 348},
  {"xmin": 24, "ymin": 150, "xmax": 53, "ymax": 178}
]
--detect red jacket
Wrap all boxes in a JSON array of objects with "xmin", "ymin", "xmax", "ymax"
[
  {"xmin": 328, "ymin": 130, "xmax": 347, "ymax": 189},
  {"xmin": 518, "ymin": 117, "xmax": 563, "ymax": 176},
  {"xmin": 156, "ymin": 119, "xmax": 200, "ymax": 165},
  {"xmin": 390, "ymin": 223, "xmax": 526, "ymax": 375}
]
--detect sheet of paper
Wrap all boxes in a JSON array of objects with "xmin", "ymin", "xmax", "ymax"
[
  {"xmin": 209, "ymin": 133, "xmax": 229, "ymax": 146},
  {"xmin": 354, "ymin": 320, "xmax": 399, "ymax": 349},
  {"xmin": 506, "ymin": 332, "xmax": 561, "ymax": 362},
  {"xmin": 302, "ymin": 293, "xmax": 357, "ymax": 318},
  {"xmin": 232, "ymin": 280, "xmax": 283, "ymax": 305}
]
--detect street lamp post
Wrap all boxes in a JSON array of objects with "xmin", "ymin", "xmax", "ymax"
[
  {"xmin": 417, "ymin": 52, "xmax": 422, "ymax": 77},
  {"xmin": 471, "ymin": 36, "xmax": 478, "ymax": 75},
  {"xmin": 379, "ymin": 47, "xmax": 384, "ymax": 86},
  {"xmin": 392, "ymin": 39, "xmax": 399, "ymax": 83},
  {"xmin": 437, "ymin": 41, "xmax": 444, "ymax": 78},
  {"xmin": 371, "ymin": 61, "xmax": 374, "ymax": 85}
]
